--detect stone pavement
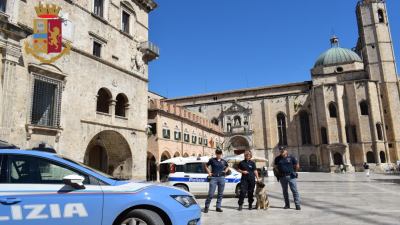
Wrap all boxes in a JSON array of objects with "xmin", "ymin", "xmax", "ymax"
[{"xmin": 197, "ymin": 173, "xmax": 400, "ymax": 225}]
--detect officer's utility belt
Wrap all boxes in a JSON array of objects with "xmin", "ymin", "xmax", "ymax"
[{"xmin": 212, "ymin": 172, "xmax": 225, "ymax": 177}]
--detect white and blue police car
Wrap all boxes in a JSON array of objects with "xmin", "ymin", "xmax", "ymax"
[
  {"xmin": 162, "ymin": 157, "xmax": 241, "ymax": 196},
  {"xmin": 0, "ymin": 149, "xmax": 201, "ymax": 225}
]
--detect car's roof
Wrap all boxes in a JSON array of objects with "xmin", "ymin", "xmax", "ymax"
[
  {"xmin": 0, "ymin": 149, "xmax": 57, "ymax": 157},
  {"xmin": 160, "ymin": 156, "xmax": 210, "ymax": 165}
]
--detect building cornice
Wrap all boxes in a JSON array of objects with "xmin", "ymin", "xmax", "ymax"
[{"xmin": 132, "ymin": 0, "xmax": 158, "ymax": 12}]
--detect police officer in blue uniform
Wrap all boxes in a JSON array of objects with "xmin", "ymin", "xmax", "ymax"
[
  {"xmin": 237, "ymin": 150, "xmax": 260, "ymax": 211},
  {"xmin": 204, "ymin": 148, "xmax": 229, "ymax": 213},
  {"xmin": 274, "ymin": 146, "xmax": 301, "ymax": 210}
]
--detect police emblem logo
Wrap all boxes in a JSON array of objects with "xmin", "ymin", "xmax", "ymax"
[{"xmin": 25, "ymin": 1, "xmax": 71, "ymax": 63}]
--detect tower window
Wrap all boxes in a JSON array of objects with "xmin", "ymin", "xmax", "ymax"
[
  {"xmin": 122, "ymin": 11, "xmax": 130, "ymax": 34},
  {"xmin": 328, "ymin": 102, "xmax": 337, "ymax": 118},
  {"xmin": 93, "ymin": 41, "xmax": 102, "ymax": 57},
  {"xmin": 376, "ymin": 123, "xmax": 383, "ymax": 141},
  {"xmin": 94, "ymin": 0, "xmax": 104, "ymax": 17},
  {"xmin": 0, "ymin": 0, "xmax": 6, "ymax": 12},
  {"xmin": 359, "ymin": 100, "xmax": 369, "ymax": 116},
  {"xmin": 378, "ymin": 9, "xmax": 385, "ymax": 23}
]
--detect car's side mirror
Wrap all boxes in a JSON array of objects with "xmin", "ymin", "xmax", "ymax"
[{"xmin": 63, "ymin": 175, "xmax": 86, "ymax": 189}]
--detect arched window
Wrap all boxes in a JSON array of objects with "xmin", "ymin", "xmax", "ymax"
[
  {"xmin": 211, "ymin": 118, "xmax": 219, "ymax": 126},
  {"xmin": 376, "ymin": 123, "xmax": 383, "ymax": 141},
  {"xmin": 96, "ymin": 88, "xmax": 112, "ymax": 113},
  {"xmin": 277, "ymin": 113, "xmax": 287, "ymax": 146},
  {"xmin": 366, "ymin": 151, "xmax": 376, "ymax": 163},
  {"xmin": 299, "ymin": 111, "xmax": 312, "ymax": 145},
  {"xmin": 359, "ymin": 100, "xmax": 369, "ymax": 116},
  {"xmin": 321, "ymin": 127, "xmax": 328, "ymax": 144},
  {"xmin": 378, "ymin": 9, "xmax": 385, "ymax": 23},
  {"xmin": 115, "ymin": 93, "xmax": 128, "ymax": 117},
  {"xmin": 328, "ymin": 102, "xmax": 337, "ymax": 118}
]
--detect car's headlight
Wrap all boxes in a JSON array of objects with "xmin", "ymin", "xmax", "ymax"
[{"xmin": 171, "ymin": 195, "xmax": 197, "ymax": 208}]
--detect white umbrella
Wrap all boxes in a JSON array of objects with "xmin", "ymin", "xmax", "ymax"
[{"xmin": 224, "ymin": 153, "xmax": 268, "ymax": 163}]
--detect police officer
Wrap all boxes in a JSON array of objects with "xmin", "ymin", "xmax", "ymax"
[
  {"xmin": 274, "ymin": 146, "xmax": 301, "ymax": 210},
  {"xmin": 237, "ymin": 150, "xmax": 260, "ymax": 211},
  {"xmin": 204, "ymin": 148, "xmax": 229, "ymax": 213}
]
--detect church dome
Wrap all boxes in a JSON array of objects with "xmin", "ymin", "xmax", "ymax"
[{"xmin": 314, "ymin": 36, "xmax": 362, "ymax": 68}]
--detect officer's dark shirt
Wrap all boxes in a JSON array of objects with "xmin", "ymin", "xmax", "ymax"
[
  {"xmin": 274, "ymin": 155, "xmax": 298, "ymax": 175},
  {"xmin": 238, "ymin": 160, "xmax": 257, "ymax": 179},
  {"xmin": 206, "ymin": 158, "xmax": 228, "ymax": 177}
]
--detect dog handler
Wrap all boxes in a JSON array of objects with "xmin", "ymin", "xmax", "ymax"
[
  {"xmin": 274, "ymin": 146, "xmax": 301, "ymax": 210},
  {"xmin": 237, "ymin": 150, "xmax": 260, "ymax": 211},
  {"xmin": 204, "ymin": 148, "xmax": 229, "ymax": 213}
]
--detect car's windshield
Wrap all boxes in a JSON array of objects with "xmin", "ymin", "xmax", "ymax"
[{"xmin": 59, "ymin": 156, "xmax": 124, "ymax": 180}]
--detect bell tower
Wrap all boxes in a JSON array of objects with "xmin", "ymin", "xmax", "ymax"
[{"xmin": 356, "ymin": 0, "xmax": 400, "ymax": 162}]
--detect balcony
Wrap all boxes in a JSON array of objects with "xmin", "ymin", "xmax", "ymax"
[{"xmin": 139, "ymin": 41, "xmax": 160, "ymax": 62}]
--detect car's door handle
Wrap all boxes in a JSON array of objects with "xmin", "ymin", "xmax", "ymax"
[
  {"xmin": 184, "ymin": 175, "xmax": 190, "ymax": 178},
  {"xmin": 0, "ymin": 198, "xmax": 22, "ymax": 205}
]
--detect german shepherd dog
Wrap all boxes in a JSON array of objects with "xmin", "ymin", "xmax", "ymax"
[{"xmin": 255, "ymin": 181, "xmax": 270, "ymax": 210}]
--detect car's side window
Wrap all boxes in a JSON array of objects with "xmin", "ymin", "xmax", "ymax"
[
  {"xmin": 0, "ymin": 155, "xmax": 6, "ymax": 183},
  {"xmin": 8, "ymin": 155, "xmax": 90, "ymax": 185},
  {"xmin": 185, "ymin": 163, "xmax": 206, "ymax": 174}
]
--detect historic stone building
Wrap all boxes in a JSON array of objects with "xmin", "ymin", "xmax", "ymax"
[
  {"xmin": 165, "ymin": 0, "xmax": 400, "ymax": 172},
  {"xmin": 0, "ymin": 0, "xmax": 158, "ymax": 179},
  {"xmin": 147, "ymin": 98, "xmax": 224, "ymax": 181}
]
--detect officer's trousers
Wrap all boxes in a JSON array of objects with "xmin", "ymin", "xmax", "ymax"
[
  {"xmin": 238, "ymin": 177, "xmax": 255, "ymax": 206},
  {"xmin": 279, "ymin": 175, "xmax": 300, "ymax": 207},
  {"xmin": 205, "ymin": 176, "xmax": 225, "ymax": 208}
]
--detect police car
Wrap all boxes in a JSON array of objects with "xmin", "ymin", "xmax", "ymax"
[
  {"xmin": 0, "ymin": 149, "xmax": 201, "ymax": 225},
  {"xmin": 162, "ymin": 157, "xmax": 241, "ymax": 196}
]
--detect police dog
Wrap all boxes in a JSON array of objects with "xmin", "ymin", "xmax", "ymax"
[{"xmin": 255, "ymin": 181, "xmax": 269, "ymax": 210}]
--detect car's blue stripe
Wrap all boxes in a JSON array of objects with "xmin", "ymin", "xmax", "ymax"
[{"xmin": 169, "ymin": 177, "xmax": 240, "ymax": 183}]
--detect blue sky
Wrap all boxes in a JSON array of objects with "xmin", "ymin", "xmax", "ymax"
[{"xmin": 148, "ymin": 0, "xmax": 400, "ymax": 98}]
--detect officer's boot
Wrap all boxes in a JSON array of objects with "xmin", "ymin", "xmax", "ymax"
[{"xmin": 238, "ymin": 205, "xmax": 243, "ymax": 211}]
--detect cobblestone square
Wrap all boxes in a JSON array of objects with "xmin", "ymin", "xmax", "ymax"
[{"xmin": 198, "ymin": 173, "xmax": 400, "ymax": 225}]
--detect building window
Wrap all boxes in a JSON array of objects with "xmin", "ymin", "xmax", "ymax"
[
  {"xmin": 299, "ymin": 111, "xmax": 312, "ymax": 145},
  {"xmin": 378, "ymin": 9, "xmax": 385, "ymax": 23},
  {"xmin": 198, "ymin": 137, "xmax": 203, "ymax": 145},
  {"xmin": 321, "ymin": 127, "xmax": 328, "ymax": 144},
  {"xmin": 204, "ymin": 139, "xmax": 208, "ymax": 147},
  {"xmin": 162, "ymin": 129, "xmax": 170, "ymax": 139},
  {"xmin": 328, "ymin": 102, "xmax": 337, "ymax": 118},
  {"xmin": 122, "ymin": 11, "xmax": 130, "ymax": 34},
  {"xmin": 115, "ymin": 93, "xmax": 128, "ymax": 117},
  {"xmin": 31, "ymin": 75, "xmax": 62, "ymax": 127},
  {"xmin": 149, "ymin": 123, "xmax": 157, "ymax": 135},
  {"xmin": 184, "ymin": 133, "xmax": 190, "ymax": 143},
  {"xmin": 277, "ymin": 113, "xmax": 287, "ymax": 146},
  {"xmin": 227, "ymin": 123, "xmax": 232, "ymax": 132},
  {"xmin": 359, "ymin": 100, "xmax": 369, "ymax": 116},
  {"xmin": 233, "ymin": 116, "xmax": 241, "ymax": 126},
  {"xmin": 192, "ymin": 135, "xmax": 197, "ymax": 144},
  {"xmin": 376, "ymin": 123, "xmax": 383, "ymax": 141},
  {"xmin": 94, "ymin": 0, "xmax": 103, "ymax": 17},
  {"xmin": 174, "ymin": 131, "xmax": 181, "ymax": 140},
  {"xmin": 96, "ymin": 88, "xmax": 111, "ymax": 113},
  {"xmin": 345, "ymin": 125, "xmax": 350, "ymax": 143},
  {"xmin": 93, "ymin": 41, "xmax": 102, "ymax": 57},
  {"xmin": 0, "ymin": 0, "xmax": 6, "ymax": 12},
  {"xmin": 366, "ymin": 151, "xmax": 375, "ymax": 163}
]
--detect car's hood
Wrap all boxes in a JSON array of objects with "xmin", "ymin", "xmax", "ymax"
[{"xmin": 102, "ymin": 181, "xmax": 153, "ymax": 193}]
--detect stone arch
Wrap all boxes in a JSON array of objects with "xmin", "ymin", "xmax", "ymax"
[
  {"xmin": 84, "ymin": 130, "xmax": 132, "ymax": 179},
  {"xmin": 174, "ymin": 152, "xmax": 180, "ymax": 157},
  {"xmin": 333, "ymin": 152, "xmax": 343, "ymax": 165},
  {"xmin": 96, "ymin": 88, "xmax": 112, "ymax": 113},
  {"xmin": 146, "ymin": 152, "xmax": 157, "ymax": 181},
  {"xmin": 366, "ymin": 151, "xmax": 376, "ymax": 163},
  {"xmin": 183, "ymin": 153, "xmax": 189, "ymax": 158},
  {"xmin": 299, "ymin": 155, "xmax": 308, "ymax": 170},
  {"xmin": 379, "ymin": 151, "xmax": 386, "ymax": 163},
  {"xmin": 310, "ymin": 154, "xmax": 318, "ymax": 171},
  {"xmin": 228, "ymin": 135, "xmax": 250, "ymax": 155}
]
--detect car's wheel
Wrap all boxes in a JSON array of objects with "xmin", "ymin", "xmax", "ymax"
[
  {"xmin": 119, "ymin": 209, "xmax": 164, "ymax": 225},
  {"xmin": 235, "ymin": 184, "xmax": 241, "ymax": 197},
  {"xmin": 174, "ymin": 184, "xmax": 189, "ymax": 192}
]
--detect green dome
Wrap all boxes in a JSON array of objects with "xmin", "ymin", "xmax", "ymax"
[{"xmin": 314, "ymin": 47, "xmax": 362, "ymax": 68}]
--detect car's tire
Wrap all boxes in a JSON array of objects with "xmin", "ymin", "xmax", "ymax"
[
  {"xmin": 174, "ymin": 184, "xmax": 189, "ymax": 192},
  {"xmin": 118, "ymin": 209, "xmax": 164, "ymax": 225},
  {"xmin": 235, "ymin": 184, "xmax": 241, "ymax": 198}
]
